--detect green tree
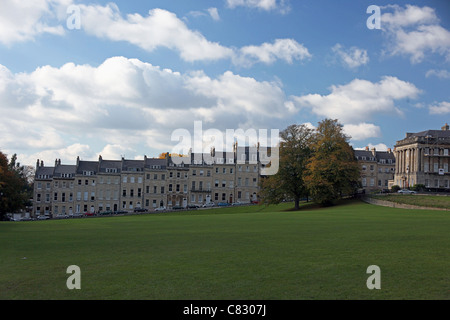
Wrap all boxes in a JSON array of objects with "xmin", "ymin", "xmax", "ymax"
[
  {"xmin": 0, "ymin": 152, "xmax": 31, "ymax": 219},
  {"xmin": 260, "ymin": 124, "xmax": 314, "ymax": 210},
  {"xmin": 304, "ymin": 119, "xmax": 361, "ymax": 206}
]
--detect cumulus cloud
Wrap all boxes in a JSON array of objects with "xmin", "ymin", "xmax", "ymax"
[
  {"xmin": 292, "ymin": 76, "xmax": 421, "ymax": 141},
  {"xmin": 425, "ymin": 69, "xmax": 450, "ymax": 79},
  {"xmin": 332, "ymin": 44, "xmax": 369, "ymax": 69},
  {"xmin": 343, "ymin": 123, "xmax": 381, "ymax": 141},
  {"xmin": 0, "ymin": 0, "xmax": 69, "ymax": 45},
  {"xmin": 293, "ymin": 76, "xmax": 420, "ymax": 124},
  {"xmin": 429, "ymin": 101, "xmax": 450, "ymax": 114},
  {"xmin": 0, "ymin": 57, "xmax": 297, "ymax": 164},
  {"xmin": 381, "ymin": 5, "xmax": 450, "ymax": 63},
  {"xmin": 236, "ymin": 39, "xmax": 312, "ymax": 67},
  {"xmin": 79, "ymin": 5, "xmax": 233, "ymax": 62},
  {"xmin": 226, "ymin": 0, "xmax": 290, "ymax": 13}
]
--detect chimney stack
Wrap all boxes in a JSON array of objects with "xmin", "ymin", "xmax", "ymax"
[{"xmin": 442, "ymin": 123, "xmax": 449, "ymax": 131}]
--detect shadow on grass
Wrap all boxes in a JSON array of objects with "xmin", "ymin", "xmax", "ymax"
[{"xmin": 279, "ymin": 197, "xmax": 362, "ymax": 212}]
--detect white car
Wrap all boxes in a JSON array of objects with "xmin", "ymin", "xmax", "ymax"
[
  {"xmin": 398, "ymin": 189, "xmax": 416, "ymax": 194},
  {"xmin": 202, "ymin": 203, "xmax": 215, "ymax": 208},
  {"xmin": 155, "ymin": 206, "xmax": 166, "ymax": 212},
  {"xmin": 37, "ymin": 215, "xmax": 50, "ymax": 220}
]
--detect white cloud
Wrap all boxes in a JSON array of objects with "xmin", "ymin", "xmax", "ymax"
[
  {"xmin": 226, "ymin": 0, "xmax": 290, "ymax": 13},
  {"xmin": 381, "ymin": 5, "xmax": 450, "ymax": 63},
  {"xmin": 0, "ymin": 57, "xmax": 298, "ymax": 164},
  {"xmin": 79, "ymin": 5, "xmax": 233, "ymax": 62},
  {"xmin": 207, "ymin": 8, "xmax": 220, "ymax": 21},
  {"xmin": 429, "ymin": 101, "xmax": 450, "ymax": 115},
  {"xmin": 425, "ymin": 69, "xmax": 450, "ymax": 79},
  {"xmin": 0, "ymin": 0, "xmax": 69, "ymax": 45},
  {"xmin": 332, "ymin": 44, "xmax": 369, "ymax": 69},
  {"xmin": 354, "ymin": 143, "xmax": 389, "ymax": 152},
  {"xmin": 292, "ymin": 76, "xmax": 421, "ymax": 124},
  {"xmin": 343, "ymin": 123, "xmax": 381, "ymax": 141},
  {"xmin": 237, "ymin": 39, "xmax": 311, "ymax": 66}
]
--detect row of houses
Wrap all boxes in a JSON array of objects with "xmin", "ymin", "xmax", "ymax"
[
  {"xmin": 33, "ymin": 147, "xmax": 263, "ymax": 217},
  {"xmin": 31, "ymin": 124, "xmax": 450, "ymax": 217}
]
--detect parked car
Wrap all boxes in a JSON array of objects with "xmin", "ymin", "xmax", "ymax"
[
  {"xmin": 154, "ymin": 206, "xmax": 166, "ymax": 212},
  {"xmin": 55, "ymin": 214, "xmax": 69, "ymax": 219},
  {"xmin": 398, "ymin": 189, "xmax": 416, "ymax": 194},
  {"xmin": 172, "ymin": 205, "xmax": 184, "ymax": 210},
  {"xmin": 99, "ymin": 210, "xmax": 113, "ymax": 216},
  {"xmin": 187, "ymin": 204, "xmax": 199, "ymax": 209},
  {"xmin": 113, "ymin": 210, "xmax": 128, "ymax": 215},
  {"xmin": 202, "ymin": 203, "xmax": 215, "ymax": 208},
  {"xmin": 218, "ymin": 202, "xmax": 231, "ymax": 207},
  {"xmin": 69, "ymin": 213, "xmax": 83, "ymax": 218},
  {"xmin": 20, "ymin": 216, "xmax": 33, "ymax": 221},
  {"xmin": 84, "ymin": 212, "xmax": 96, "ymax": 217},
  {"xmin": 37, "ymin": 215, "xmax": 49, "ymax": 220},
  {"xmin": 133, "ymin": 208, "xmax": 148, "ymax": 213}
]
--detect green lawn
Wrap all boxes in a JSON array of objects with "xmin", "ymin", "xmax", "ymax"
[
  {"xmin": 0, "ymin": 200, "xmax": 448, "ymax": 300},
  {"xmin": 371, "ymin": 194, "xmax": 450, "ymax": 209}
]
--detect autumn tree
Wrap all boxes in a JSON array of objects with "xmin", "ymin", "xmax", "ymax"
[
  {"xmin": 0, "ymin": 152, "xmax": 31, "ymax": 220},
  {"xmin": 304, "ymin": 119, "xmax": 361, "ymax": 206},
  {"xmin": 260, "ymin": 124, "xmax": 314, "ymax": 210}
]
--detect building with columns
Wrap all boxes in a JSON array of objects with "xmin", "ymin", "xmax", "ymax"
[{"xmin": 394, "ymin": 123, "xmax": 450, "ymax": 190}]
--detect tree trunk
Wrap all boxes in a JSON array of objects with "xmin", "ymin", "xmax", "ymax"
[{"xmin": 294, "ymin": 197, "xmax": 300, "ymax": 210}]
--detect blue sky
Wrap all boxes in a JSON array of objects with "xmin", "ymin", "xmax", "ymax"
[{"xmin": 0, "ymin": 0, "xmax": 449, "ymax": 166}]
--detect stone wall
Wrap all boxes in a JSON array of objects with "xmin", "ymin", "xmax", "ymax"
[{"xmin": 362, "ymin": 196, "xmax": 449, "ymax": 211}]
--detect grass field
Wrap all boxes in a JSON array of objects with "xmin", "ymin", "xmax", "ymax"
[
  {"xmin": 370, "ymin": 194, "xmax": 450, "ymax": 209},
  {"xmin": 0, "ymin": 200, "xmax": 448, "ymax": 300}
]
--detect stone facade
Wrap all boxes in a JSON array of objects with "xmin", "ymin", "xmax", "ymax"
[
  {"xmin": 393, "ymin": 123, "xmax": 450, "ymax": 190},
  {"xmin": 354, "ymin": 147, "xmax": 395, "ymax": 193},
  {"xmin": 33, "ymin": 146, "xmax": 263, "ymax": 217}
]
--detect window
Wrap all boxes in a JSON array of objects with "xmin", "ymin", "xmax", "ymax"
[
  {"xmin": 161, "ymin": 186, "xmax": 165, "ymax": 194},
  {"xmin": 215, "ymin": 179, "xmax": 219, "ymax": 187},
  {"xmin": 138, "ymin": 177, "xmax": 143, "ymax": 183},
  {"xmin": 123, "ymin": 190, "xmax": 127, "ymax": 197},
  {"xmin": 130, "ymin": 189, "xmax": 134, "ymax": 197},
  {"xmin": 62, "ymin": 193, "xmax": 66, "ymax": 202},
  {"xmin": 153, "ymin": 186, "xmax": 157, "ymax": 194},
  {"xmin": 169, "ymin": 184, "xmax": 173, "ymax": 192},
  {"xmin": 54, "ymin": 192, "xmax": 58, "ymax": 201},
  {"xmin": 123, "ymin": 176, "xmax": 127, "ymax": 183},
  {"xmin": 223, "ymin": 168, "xmax": 226, "ymax": 174},
  {"xmin": 84, "ymin": 192, "xmax": 88, "ymax": 201},
  {"xmin": 138, "ymin": 188, "xmax": 142, "ymax": 197},
  {"xmin": 215, "ymin": 193, "xmax": 218, "ymax": 201},
  {"xmin": 130, "ymin": 177, "xmax": 135, "ymax": 183}
]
